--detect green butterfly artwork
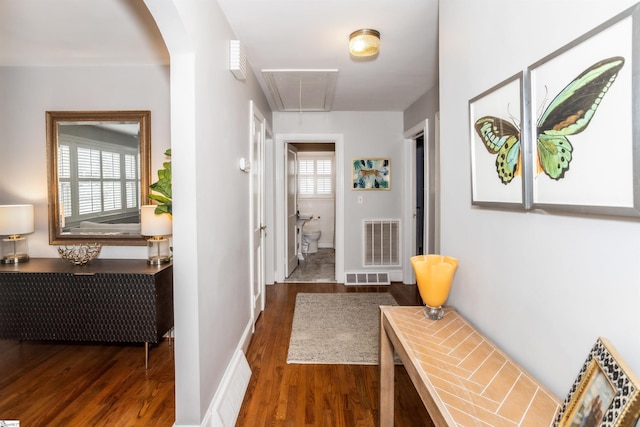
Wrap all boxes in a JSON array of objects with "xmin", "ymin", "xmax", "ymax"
[{"xmin": 474, "ymin": 56, "xmax": 625, "ymax": 185}]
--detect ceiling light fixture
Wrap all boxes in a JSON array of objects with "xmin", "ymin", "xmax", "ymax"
[{"xmin": 349, "ymin": 29, "xmax": 381, "ymax": 57}]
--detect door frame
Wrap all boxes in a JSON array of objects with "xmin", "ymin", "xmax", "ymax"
[
  {"xmin": 403, "ymin": 119, "xmax": 435, "ymax": 283},
  {"xmin": 274, "ymin": 133, "xmax": 344, "ymax": 283},
  {"xmin": 285, "ymin": 144, "xmax": 298, "ymax": 277},
  {"xmin": 264, "ymin": 132, "xmax": 275, "ymax": 285},
  {"xmin": 249, "ymin": 101, "xmax": 267, "ymax": 326}
]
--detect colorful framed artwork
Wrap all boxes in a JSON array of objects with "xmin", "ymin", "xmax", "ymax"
[
  {"xmin": 556, "ymin": 337, "xmax": 640, "ymax": 427},
  {"xmin": 352, "ymin": 158, "xmax": 390, "ymax": 190},
  {"xmin": 469, "ymin": 71, "xmax": 527, "ymax": 208},
  {"xmin": 526, "ymin": 3, "xmax": 640, "ymax": 216}
]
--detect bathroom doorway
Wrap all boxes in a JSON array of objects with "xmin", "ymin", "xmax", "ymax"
[{"xmin": 285, "ymin": 142, "xmax": 336, "ymax": 282}]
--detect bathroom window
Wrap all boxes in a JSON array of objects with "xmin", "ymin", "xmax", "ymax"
[{"xmin": 298, "ymin": 154, "xmax": 334, "ymax": 198}]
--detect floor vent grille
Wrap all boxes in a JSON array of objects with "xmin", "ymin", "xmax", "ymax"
[
  {"xmin": 344, "ymin": 272, "xmax": 390, "ymax": 286},
  {"xmin": 211, "ymin": 350, "xmax": 252, "ymax": 427}
]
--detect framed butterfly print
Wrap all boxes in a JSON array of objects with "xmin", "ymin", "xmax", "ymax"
[
  {"xmin": 526, "ymin": 3, "xmax": 640, "ymax": 217},
  {"xmin": 555, "ymin": 337, "xmax": 640, "ymax": 427},
  {"xmin": 469, "ymin": 71, "xmax": 527, "ymax": 208}
]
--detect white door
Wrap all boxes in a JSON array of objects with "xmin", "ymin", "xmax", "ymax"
[
  {"xmin": 250, "ymin": 102, "xmax": 266, "ymax": 325},
  {"xmin": 285, "ymin": 145, "xmax": 298, "ymax": 277}
]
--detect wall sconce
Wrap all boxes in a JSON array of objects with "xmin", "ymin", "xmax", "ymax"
[
  {"xmin": 0, "ymin": 204, "xmax": 35, "ymax": 264},
  {"xmin": 141, "ymin": 205, "xmax": 172, "ymax": 265},
  {"xmin": 349, "ymin": 29, "xmax": 381, "ymax": 57}
]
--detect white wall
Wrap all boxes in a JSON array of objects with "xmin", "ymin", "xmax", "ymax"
[
  {"xmin": 145, "ymin": 1, "xmax": 272, "ymax": 425},
  {"xmin": 404, "ymin": 85, "xmax": 439, "ymax": 134},
  {"xmin": 0, "ymin": 65, "xmax": 171, "ymax": 259},
  {"xmin": 440, "ymin": 0, "xmax": 640, "ymax": 398},
  {"xmin": 275, "ymin": 111, "xmax": 405, "ymax": 274}
]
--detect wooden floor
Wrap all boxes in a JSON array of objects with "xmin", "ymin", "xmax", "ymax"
[
  {"xmin": 237, "ymin": 282, "xmax": 434, "ymax": 427},
  {"xmin": 0, "ymin": 339, "xmax": 175, "ymax": 426},
  {"xmin": 0, "ymin": 283, "xmax": 433, "ymax": 427}
]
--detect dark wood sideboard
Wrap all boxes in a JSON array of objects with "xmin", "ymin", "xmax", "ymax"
[{"xmin": 0, "ymin": 258, "xmax": 173, "ymax": 368}]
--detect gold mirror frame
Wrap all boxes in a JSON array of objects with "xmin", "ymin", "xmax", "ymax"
[{"xmin": 46, "ymin": 110, "xmax": 151, "ymax": 246}]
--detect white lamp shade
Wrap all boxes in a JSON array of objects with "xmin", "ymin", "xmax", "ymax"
[
  {"xmin": 140, "ymin": 205, "xmax": 172, "ymax": 236},
  {"xmin": 0, "ymin": 204, "xmax": 34, "ymax": 235}
]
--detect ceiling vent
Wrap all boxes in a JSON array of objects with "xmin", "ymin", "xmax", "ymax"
[
  {"xmin": 262, "ymin": 69, "xmax": 338, "ymax": 112},
  {"xmin": 229, "ymin": 40, "xmax": 246, "ymax": 80}
]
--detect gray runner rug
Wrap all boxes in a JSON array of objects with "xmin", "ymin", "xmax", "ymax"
[{"xmin": 287, "ymin": 292, "xmax": 398, "ymax": 365}]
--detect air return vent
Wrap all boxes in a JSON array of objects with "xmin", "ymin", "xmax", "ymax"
[
  {"xmin": 345, "ymin": 272, "xmax": 390, "ymax": 286},
  {"xmin": 262, "ymin": 69, "xmax": 338, "ymax": 112},
  {"xmin": 363, "ymin": 219, "xmax": 400, "ymax": 266}
]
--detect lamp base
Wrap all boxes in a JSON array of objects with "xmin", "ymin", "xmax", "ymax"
[
  {"xmin": 1, "ymin": 254, "xmax": 30, "ymax": 264},
  {"xmin": 2, "ymin": 236, "xmax": 29, "ymax": 264},
  {"xmin": 147, "ymin": 256, "xmax": 171, "ymax": 266},
  {"xmin": 423, "ymin": 304, "xmax": 445, "ymax": 321},
  {"xmin": 147, "ymin": 237, "xmax": 171, "ymax": 265}
]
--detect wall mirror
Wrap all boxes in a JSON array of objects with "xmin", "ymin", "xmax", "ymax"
[{"xmin": 46, "ymin": 110, "xmax": 151, "ymax": 245}]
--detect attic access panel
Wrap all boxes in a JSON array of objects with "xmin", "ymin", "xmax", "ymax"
[{"xmin": 262, "ymin": 69, "xmax": 338, "ymax": 112}]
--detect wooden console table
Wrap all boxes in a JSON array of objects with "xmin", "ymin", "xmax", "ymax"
[
  {"xmin": 0, "ymin": 258, "xmax": 173, "ymax": 368},
  {"xmin": 380, "ymin": 306, "xmax": 560, "ymax": 426}
]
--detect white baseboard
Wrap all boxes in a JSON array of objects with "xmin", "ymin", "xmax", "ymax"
[
  {"xmin": 200, "ymin": 318, "xmax": 254, "ymax": 427},
  {"xmin": 390, "ymin": 270, "xmax": 402, "ymax": 282},
  {"xmin": 173, "ymin": 318, "xmax": 255, "ymax": 427},
  {"xmin": 203, "ymin": 349, "xmax": 252, "ymax": 427},
  {"xmin": 239, "ymin": 316, "xmax": 254, "ymax": 354}
]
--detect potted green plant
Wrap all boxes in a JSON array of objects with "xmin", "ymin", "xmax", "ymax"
[{"xmin": 149, "ymin": 149, "xmax": 172, "ymax": 215}]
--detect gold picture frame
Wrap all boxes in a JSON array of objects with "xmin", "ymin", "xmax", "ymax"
[{"xmin": 556, "ymin": 337, "xmax": 640, "ymax": 426}]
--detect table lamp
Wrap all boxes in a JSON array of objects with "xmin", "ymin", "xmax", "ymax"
[
  {"xmin": 0, "ymin": 204, "xmax": 35, "ymax": 264},
  {"xmin": 141, "ymin": 205, "xmax": 172, "ymax": 265},
  {"xmin": 410, "ymin": 254, "xmax": 459, "ymax": 320}
]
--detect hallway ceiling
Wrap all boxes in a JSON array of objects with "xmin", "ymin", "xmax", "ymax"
[
  {"xmin": 0, "ymin": 0, "xmax": 438, "ymax": 112},
  {"xmin": 218, "ymin": 0, "xmax": 439, "ymax": 111}
]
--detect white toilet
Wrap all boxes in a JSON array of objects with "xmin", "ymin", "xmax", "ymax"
[{"xmin": 302, "ymin": 221, "xmax": 321, "ymax": 254}]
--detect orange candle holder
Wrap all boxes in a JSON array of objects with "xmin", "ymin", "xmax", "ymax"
[{"xmin": 410, "ymin": 254, "xmax": 459, "ymax": 320}]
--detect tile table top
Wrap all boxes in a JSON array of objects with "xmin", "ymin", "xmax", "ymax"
[{"xmin": 381, "ymin": 306, "xmax": 561, "ymax": 426}]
